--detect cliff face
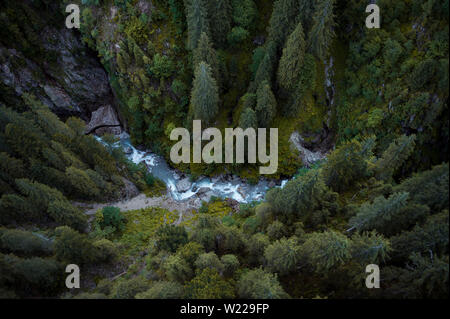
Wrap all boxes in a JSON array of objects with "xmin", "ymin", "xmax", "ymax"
[{"xmin": 0, "ymin": 1, "xmax": 122, "ymax": 134}]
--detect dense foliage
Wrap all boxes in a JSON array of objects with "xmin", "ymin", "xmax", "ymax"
[{"xmin": 0, "ymin": 0, "xmax": 448, "ymax": 299}]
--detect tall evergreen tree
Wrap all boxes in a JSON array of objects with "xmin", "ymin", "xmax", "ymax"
[
  {"xmin": 321, "ymin": 139, "xmax": 369, "ymax": 192},
  {"xmin": 239, "ymin": 108, "xmax": 258, "ymax": 129},
  {"xmin": 207, "ymin": 0, "xmax": 232, "ymax": 47},
  {"xmin": 375, "ymin": 134, "xmax": 416, "ymax": 182},
  {"xmin": 255, "ymin": 81, "xmax": 277, "ymax": 128},
  {"xmin": 264, "ymin": 237, "xmax": 301, "ymax": 275},
  {"xmin": 307, "ymin": 0, "xmax": 336, "ymax": 61},
  {"xmin": 190, "ymin": 62, "xmax": 219, "ymax": 125},
  {"xmin": 186, "ymin": 0, "xmax": 210, "ymax": 50},
  {"xmin": 277, "ymin": 22, "xmax": 306, "ymax": 91},
  {"xmin": 238, "ymin": 267, "xmax": 289, "ymax": 298},
  {"xmin": 348, "ymin": 192, "xmax": 410, "ymax": 233},
  {"xmin": 193, "ymin": 32, "xmax": 220, "ymax": 84},
  {"xmin": 300, "ymin": 230, "xmax": 352, "ymax": 272},
  {"xmin": 267, "ymin": 0, "xmax": 301, "ymax": 48}
]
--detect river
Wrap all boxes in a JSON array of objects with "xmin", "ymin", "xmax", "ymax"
[{"xmin": 96, "ymin": 134, "xmax": 288, "ymax": 203}]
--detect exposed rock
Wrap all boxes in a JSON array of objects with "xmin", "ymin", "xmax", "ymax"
[
  {"xmin": 195, "ymin": 187, "xmax": 214, "ymax": 202},
  {"xmin": 85, "ymin": 105, "xmax": 122, "ymax": 135},
  {"xmin": 196, "ymin": 187, "xmax": 211, "ymax": 196},
  {"xmin": 176, "ymin": 178, "xmax": 192, "ymax": 193},
  {"xmin": 237, "ymin": 186, "xmax": 247, "ymax": 199},
  {"xmin": 268, "ymin": 180, "xmax": 276, "ymax": 188},
  {"xmin": 211, "ymin": 176, "xmax": 224, "ymax": 184},
  {"xmin": 225, "ymin": 198, "xmax": 240, "ymax": 213},
  {"xmin": 289, "ymin": 131, "xmax": 326, "ymax": 167},
  {"xmin": 123, "ymin": 146, "xmax": 133, "ymax": 155},
  {"xmin": 0, "ymin": 24, "xmax": 118, "ymax": 122},
  {"xmin": 121, "ymin": 178, "xmax": 140, "ymax": 200},
  {"xmin": 173, "ymin": 172, "xmax": 182, "ymax": 180}
]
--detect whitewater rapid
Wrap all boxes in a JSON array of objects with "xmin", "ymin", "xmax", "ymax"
[{"xmin": 96, "ymin": 134, "xmax": 288, "ymax": 203}]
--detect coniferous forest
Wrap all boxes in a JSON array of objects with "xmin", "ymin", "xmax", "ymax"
[{"xmin": 0, "ymin": 0, "xmax": 448, "ymax": 300}]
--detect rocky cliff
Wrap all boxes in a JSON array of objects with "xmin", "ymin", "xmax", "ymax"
[{"xmin": 0, "ymin": 0, "xmax": 122, "ymax": 134}]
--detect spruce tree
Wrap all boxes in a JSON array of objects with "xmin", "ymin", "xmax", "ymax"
[
  {"xmin": 190, "ymin": 62, "xmax": 219, "ymax": 125},
  {"xmin": 307, "ymin": 0, "xmax": 336, "ymax": 61},
  {"xmin": 238, "ymin": 267, "xmax": 289, "ymax": 298},
  {"xmin": 207, "ymin": 0, "xmax": 232, "ymax": 47},
  {"xmin": 348, "ymin": 192, "xmax": 410, "ymax": 233},
  {"xmin": 321, "ymin": 139, "xmax": 369, "ymax": 193},
  {"xmin": 239, "ymin": 108, "xmax": 258, "ymax": 129},
  {"xmin": 300, "ymin": 230, "xmax": 351, "ymax": 272},
  {"xmin": 186, "ymin": 0, "xmax": 210, "ymax": 50},
  {"xmin": 255, "ymin": 81, "xmax": 277, "ymax": 128},
  {"xmin": 277, "ymin": 22, "xmax": 306, "ymax": 91},
  {"xmin": 193, "ymin": 32, "xmax": 220, "ymax": 83},
  {"xmin": 264, "ymin": 237, "xmax": 301, "ymax": 275},
  {"xmin": 375, "ymin": 134, "xmax": 416, "ymax": 182},
  {"xmin": 267, "ymin": 0, "xmax": 301, "ymax": 48}
]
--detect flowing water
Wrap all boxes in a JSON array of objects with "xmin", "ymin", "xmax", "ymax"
[{"xmin": 97, "ymin": 134, "xmax": 288, "ymax": 203}]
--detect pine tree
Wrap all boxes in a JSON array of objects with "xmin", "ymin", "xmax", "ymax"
[
  {"xmin": 307, "ymin": 0, "xmax": 336, "ymax": 61},
  {"xmin": 391, "ymin": 210, "xmax": 449, "ymax": 262},
  {"xmin": 375, "ymin": 134, "xmax": 416, "ymax": 182},
  {"xmin": 251, "ymin": 41, "xmax": 277, "ymax": 92},
  {"xmin": 266, "ymin": 169, "xmax": 328, "ymax": 220},
  {"xmin": 186, "ymin": 0, "xmax": 210, "ymax": 50},
  {"xmin": 238, "ymin": 267, "xmax": 289, "ymax": 298},
  {"xmin": 193, "ymin": 32, "xmax": 220, "ymax": 84},
  {"xmin": 239, "ymin": 108, "xmax": 258, "ymax": 129},
  {"xmin": 277, "ymin": 22, "xmax": 306, "ymax": 92},
  {"xmin": 163, "ymin": 254, "xmax": 193, "ymax": 283},
  {"xmin": 298, "ymin": 0, "xmax": 316, "ymax": 32},
  {"xmin": 393, "ymin": 163, "xmax": 449, "ymax": 211},
  {"xmin": 321, "ymin": 139, "xmax": 369, "ymax": 192},
  {"xmin": 207, "ymin": 0, "xmax": 231, "ymax": 47},
  {"xmin": 350, "ymin": 231, "xmax": 391, "ymax": 265},
  {"xmin": 267, "ymin": 0, "xmax": 301, "ymax": 48},
  {"xmin": 185, "ymin": 268, "xmax": 235, "ymax": 298},
  {"xmin": 348, "ymin": 192, "xmax": 410, "ymax": 233},
  {"xmin": 190, "ymin": 62, "xmax": 219, "ymax": 125},
  {"xmin": 255, "ymin": 81, "xmax": 277, "ymax": 127},
  {"xmin": 264, "ymin": 237, "xmax": 301, "ymax": 275},
  {"xmin": 300, "ymin": 230, "xmax": 351, "ymax": 272}
]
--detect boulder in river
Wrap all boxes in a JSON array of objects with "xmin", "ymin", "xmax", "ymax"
[
  {"xmin": 237, "ymin": 186, "xmax": 247, "ymax": 199},
  {"xmin": 176, "ymin": 178, "xmax": 192, "ymax": 193},
  {"xmin": 197, "ymin": 189, "xmax": 214, "ymax": 202},
  {"xmin": 123, "ymin": 146, "xmax": 133, "ymax": 155}
]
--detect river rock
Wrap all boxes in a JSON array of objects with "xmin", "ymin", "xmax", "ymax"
[
  {"xmin": 176, "ymin": 178, "xmax": 192, "ymax": 193},
  {"xmin": 123, "ymin": 146, "xmax": 133, "ymax": 155},
  {"xmin": 173, "ymin": 172, "xmax": 181, "ymax": 180},
  {"xmin": 268, "ymin": 180, "xmax": 276, "ymax": 188},
  {"xmin": 211, "ymin": 176, "xmax": 224, "ymax": 184},
  {"xmin": 85, "ymin": 105, "xmax": 122, "ymax": 135},
  {"xmin": 197, "ymin": 187, "xmax": 211, "ymax": 195},
  {"xmin": 196, "ymin": 187, "xmax": 214, "ymax": 202},
  {"xmin": 237, "ymin": 186, "xmax": 247, "ymax": 199}
]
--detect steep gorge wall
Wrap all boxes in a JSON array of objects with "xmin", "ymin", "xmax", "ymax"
[{"xmin": 0, "ymin": 1, "xmax": 122, "ymax": 134}]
